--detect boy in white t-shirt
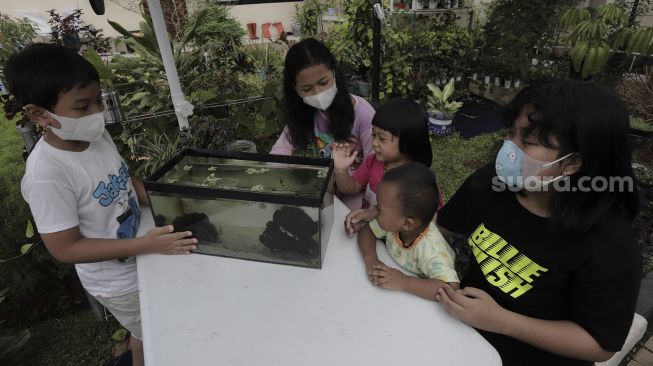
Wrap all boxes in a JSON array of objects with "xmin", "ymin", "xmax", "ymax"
[
  {"xmin": 5, "ymin": 43, "xmax": 197, "ymax": 366},
  {"xmin": 357, "ymin": 163, "xmax": 459, "ymax": 300}
]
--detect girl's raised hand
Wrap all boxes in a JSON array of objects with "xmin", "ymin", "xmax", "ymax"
[{"xmin": 332, "ymin": 142, "xmax": 358, "ymax": 171}]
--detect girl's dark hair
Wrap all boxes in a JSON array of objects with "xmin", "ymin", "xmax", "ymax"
[
  {"xmin": 502, "ymin": 79, "xmax": 639, "ymax": 236},
  {"xmin": 382, "ymin": 162, "xmax": 439, "ymax": 226},
  {"xmin": 373, "ymin": 98, "xmax": 433, "ymax": 167},
  {"xmin": 4, "ymin": 43, "xmax": 100, "ymax": 110},
  {"xmin": 282, "ymin": 38, "xmax": 354, "ymax": 150}
]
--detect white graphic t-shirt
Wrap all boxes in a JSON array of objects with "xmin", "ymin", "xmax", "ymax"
[{"xmin": 22, "ymin": 130, "xmax": 140, "ymax": 297}]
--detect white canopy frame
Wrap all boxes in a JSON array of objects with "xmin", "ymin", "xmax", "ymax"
[{"xmin": 145, "ymin": 0, "xmax": 193, "ymax": 132}]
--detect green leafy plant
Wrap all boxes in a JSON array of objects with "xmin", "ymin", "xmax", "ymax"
[
  {"xmin": 0, "ymin": 15, "xmax": 37, "ymax": 124},
  {"xmin": 618, "ymin": 67, "xmax": 653, "ymax": 124},
  {"xmin": 426, "ymin": 79, "xmax": 463, "ymax": 118},
  {"xmin": 47, "ymin": 9, "xmax": 111, "ymax": 53},
  {"xmin": 187, "ymin": 4, "xmax": 245, "ymax": 70},
  {"xmin": 560, "ymin": 3, "xmax": 653, "ymax": 78},
  {"xmin": 0, "ymin": 221, "xmax": 40, "ymax": 263},
  {"xmin": 481, "ymin": 0, "xmax": 580, "ymax": 82},
  {"xmin": 0, "ymin": 15, "xmax": 36, "ymax": 79},
  {"xmin": 243, "ymin": 44, "xmax": 285, "ymax": 79},
  {"xmin": 0, "ymin": 328, "xmax": 34, "ymax": 365},
  {"xmin": 325, "ymin": 0, "xmax": 416, "ymax": 99},
  {"xmin": 293, "ymin": 0, "xmax": 328, "ymax": 37},
  {"xmin": 135, "ymin": 133, "xmax": 181, "ymax": 177}
]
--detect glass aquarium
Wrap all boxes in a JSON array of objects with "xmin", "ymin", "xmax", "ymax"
[{"xmin": 144, "ymin": 149, "xmax": 334, "ymax": 269}]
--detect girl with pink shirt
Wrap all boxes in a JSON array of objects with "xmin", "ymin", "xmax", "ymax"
[
  {"xmin": 270, "ymin": 38, "xmax": 375, "ymax": 165},
  {"xmin": 333, "ymin": 98, "xmax": 440, "ymax": 209}
]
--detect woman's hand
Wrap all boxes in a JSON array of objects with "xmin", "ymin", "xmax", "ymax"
[
  {"xmin": 436, "ymin": 285, "xmax": 510, "ymax": 334},
  {"xmin": 332, "ymin": 142, "xmax": 358, "ymax": 171},
  {"xmin": 344, "ymin": 207, "xmax": 377, "ymax": 237}
]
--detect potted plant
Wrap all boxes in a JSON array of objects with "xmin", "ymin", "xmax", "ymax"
[{"xmin": 426, "ymin": 78, "xmax": 463, "ymax": 136}]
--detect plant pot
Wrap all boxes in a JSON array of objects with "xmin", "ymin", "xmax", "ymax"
[
  {"xmin": 514, "ymin": 79, "xmax": 521, "ymax": 88},
  {"xmin": 494, "ymin": 77, "xmax": 501, "ymax": 87},
  {"xmin": 356, "ymin": 80, "xmax": 371, "ymax": 97},
  {"xmin": 394, "ymin": 2, "xmax": 407, "ymax": 9},
  {"xmin": 412, "ymin": 0, "xmax": 424, "ymax": 10},
  {"xmin": 472, "ymin": 72, "xmax": 478, "ymax": 81},
  {"xmin": 484, "ymin": 75, "xmax": 491, "ymax": 86},
  {"xmin": 428, "ymin": 112, "xmax": 454, "ymax": 137},
  {"xmin": 504, "ymin": 79, "xmax": 512, "ymax": 89},
  {"xmin": 532, "ymin": 58, "xmax": 539, "ymax": 66},
  {"xmin": 456, "ymin": 75, "xmax": 462, "ymax": 82},
  {"xmin": 429, "ymin": 0, "xmax": 437, "ymax": 9}
]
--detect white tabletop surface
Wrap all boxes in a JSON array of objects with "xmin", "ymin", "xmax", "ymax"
[{"xmin": 136, "ymin": 198, "xmax": 502, "ymax": 366}]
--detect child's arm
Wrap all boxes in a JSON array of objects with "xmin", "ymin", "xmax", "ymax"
[
  {"xmin": 357, "ymin": 224, "xmax": 384, "ymax": 282},
  {"xmin": 437, "ymin": 286, "xmax": 614, "ymax": 362},
  {"xmin": 371, "ymin": 263, "xmax": 459, "ymax": 301},
  {"xmin": 131, "ymin": 177, "xmax": 150, "ymax": 206},
  {"xmin": 40, "ymin": 225, "xmax": 197, "ymax": 264},
  {"xmin": 332, "ymin": 143, "xmax": 364, "ymax": 194}
]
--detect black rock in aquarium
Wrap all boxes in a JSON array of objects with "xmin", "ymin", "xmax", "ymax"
[
  {"xmin": 260, "ymin": 206, "xmax": 319, "ymax": 257},
  {"xmin": 154, "ymin": 214, "xmax": 167, "ymax": 227},
  {"xmin": 172, "ymin": 213, "xmax": 220, "ymax": 243}
]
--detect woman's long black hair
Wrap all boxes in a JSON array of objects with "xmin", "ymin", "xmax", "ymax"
[
  {"xmin": 282, "ymin": 38, "xmax": 355, "ymax": 151},
  {"xmin": 502, "ymin": 80, "xmax": 639, "ymax": 237}
]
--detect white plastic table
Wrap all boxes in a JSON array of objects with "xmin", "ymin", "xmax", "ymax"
[{"xmin": 136, "ymin": 198, "xmax": 502, "ymax": 366}]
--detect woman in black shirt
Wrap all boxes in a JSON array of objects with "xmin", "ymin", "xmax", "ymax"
[{"xmin": 436, "ymin": 80, "xmax": 641, "ymax": 366}]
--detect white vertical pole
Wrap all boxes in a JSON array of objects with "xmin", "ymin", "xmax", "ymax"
[{"xmin": 146, "ymin": 0, "xmax": 193, "ymax": 131}]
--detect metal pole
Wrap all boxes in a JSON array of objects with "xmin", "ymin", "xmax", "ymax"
[
  {"xmin": 146, "ymin": 0, "xmax": 193, "ymax": 132},
  {"xmin": 371, "ymin": 0, "xmax": 382, "ymax": 104}
]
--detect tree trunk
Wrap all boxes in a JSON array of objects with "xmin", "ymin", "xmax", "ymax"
[{"xmin": 629, "ymin": 0, "xmax": 642, "ymax": 27}]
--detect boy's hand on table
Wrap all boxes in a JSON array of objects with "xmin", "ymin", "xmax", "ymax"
[
  {"xmin": 344, "ymin": 208, "xmax": 377, "ymax": 237},
  {"xmin": 332, "ymin": 142, "xmax": 358, "ymax": 171},
  {"xmin": 364, "ymin": 258, "xmax": 385, "ymax": 282},
  {"xmin": 370, "ymin": 264, "xmax": 407, "ymax": 291},
  {"xmin": 143, "ymin": 225, "xmax": 197, "ymax": 255}
]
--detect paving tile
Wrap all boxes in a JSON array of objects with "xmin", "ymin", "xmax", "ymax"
[
  {"xmin": 644, "ymin": 336, "xmax": 653, "ymax": 352},
  {"xmin": 627, "ymin": 359, "xmax": 642, "ymax": 366},
  {"xmin": 634, "ymin": 347, "xmax": 653, "ymax": 365}
]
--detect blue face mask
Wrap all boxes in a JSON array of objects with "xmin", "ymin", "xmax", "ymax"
[{"xmin": 495, "ymin": 140, "xmax": 573, "ymax": 190}]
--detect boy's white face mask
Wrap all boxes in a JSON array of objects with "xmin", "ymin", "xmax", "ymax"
[{"xmin": 47, "ymin": 111, "xmax": 105, "ymax": 142}]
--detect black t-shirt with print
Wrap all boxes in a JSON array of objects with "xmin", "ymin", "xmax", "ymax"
[{"xmin": 437, "ymin": 164, "xmax": 641, "ymax": 366}]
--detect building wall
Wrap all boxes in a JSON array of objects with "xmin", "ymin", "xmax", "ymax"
[
  {"xmin": 0, "ymin": 0, "xmax": 299, "ymax": 39},
  {"xmin": 0, "ymin": 0, "xmax": 143, "ymax": 36},
  {"xmin": 227, "ymin": 2, "xmax": 299, "ymax": 39}
]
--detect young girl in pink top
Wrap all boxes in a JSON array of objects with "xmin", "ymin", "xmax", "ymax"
[{"xmin": 333, "ymin": 98, "xmax": 439, "ymax": 209}]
